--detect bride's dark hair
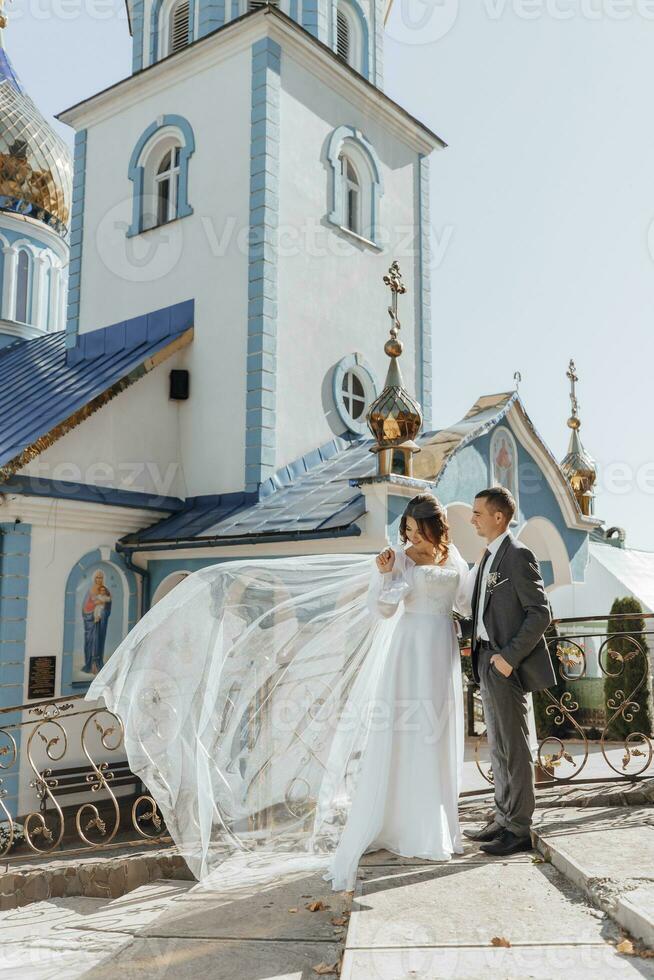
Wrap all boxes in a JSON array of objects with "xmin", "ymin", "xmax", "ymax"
[{"xmin": 399, "ymin": 493, "xmax": 450, "ymax": 562}]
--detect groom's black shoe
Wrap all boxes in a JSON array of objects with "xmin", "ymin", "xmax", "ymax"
[
  {"xmin": 462, "ymin": 820, "xmax": 503, "ymax": 843},
  {"xmin": 479, "ymin": 829, "xmax": 533, "ymax": 856}
]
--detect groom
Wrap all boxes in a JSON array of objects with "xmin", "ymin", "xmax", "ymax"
[{"xmin": 463, "ymin": 486, "xmax": 556, "ymax": 856}]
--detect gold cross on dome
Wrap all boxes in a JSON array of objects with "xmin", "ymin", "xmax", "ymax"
[{"xmin": 566, "ymin": 358, "xmax": 580, "ymax": 422}]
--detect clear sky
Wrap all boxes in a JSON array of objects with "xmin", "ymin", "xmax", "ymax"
[{"xmin": 6, "ymin": 0, "xmax": 653, "ymax": 548}]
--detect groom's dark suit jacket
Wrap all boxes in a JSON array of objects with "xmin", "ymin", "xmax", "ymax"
[{"xmin": 467, "ymin": 534, "xmax": 556, "ymax": 694}]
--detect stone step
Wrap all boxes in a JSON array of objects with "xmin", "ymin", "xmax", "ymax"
[
  {"xmin": 532, "ymin": 806, "xmax": 654, "ymax": 947},
  {"xmin": 0, "ymin": 878, "xmax": 194, "ymax": 978}
]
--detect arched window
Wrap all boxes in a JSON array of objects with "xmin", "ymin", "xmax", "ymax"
[
  {"xmin": 340, "ymin": 154, "xmax": 360, "ymax": 235},
  {"xmin": 151, "ymin": 0, "xmax": 193, "ymax": 64},
  {"xmin": 327, "ymin": 126, "xmax": 384, "ymax": 247},
  {"xmin": 335, "ymin": 1, "xmax": 367, "ymax": 77},
  {"xmin": 169, "ymin": 0, "xmax": 190, "ymax": 53},
  {"xmin": 154, "ymin": 144, "xmax": 181, "ymax": 227},
  {"xmin": 336, "ymin": 9, "xmax": 350, "ymax": 62},
  {"xmin": 127, "ymin": 115, "xmax": 195, "ymax": 237},
  {"xmin": 15, "ymin": 250, "xmax": 31, "ymax": 324}
]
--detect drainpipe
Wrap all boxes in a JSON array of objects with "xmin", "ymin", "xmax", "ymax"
[{"xmin": 115, "ymin": 542, "xmax": 150, "ymax": 618}]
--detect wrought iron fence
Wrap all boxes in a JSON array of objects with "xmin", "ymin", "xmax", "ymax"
[
  {"xmin": 474, "ymin": 612, "xmax": 654, "ymax": 786},
  {"xmin": 0, "ymin": 694, "xmax": 167, "ymax": 863}
]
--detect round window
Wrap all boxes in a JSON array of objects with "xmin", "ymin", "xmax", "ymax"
[
  {"xmin": 332, "ymin": 354, "xmax": 378, "ymax": 435},
  {"xmin": 341, "ymin": 369, "xmax": 367, "ymax": 420}
]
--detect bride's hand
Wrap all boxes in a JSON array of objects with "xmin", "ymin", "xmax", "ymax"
[{"xmin": 376, "ymin": 547, "xmax": 395, "ymax": 573}]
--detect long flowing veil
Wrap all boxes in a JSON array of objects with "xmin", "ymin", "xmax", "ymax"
[{"xmin": 85, "ymin": 552, "xmax": 410, "ymax": 886}]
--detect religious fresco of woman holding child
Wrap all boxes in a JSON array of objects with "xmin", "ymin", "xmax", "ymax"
[{"xmin": 80, "ymin": 568, "xmax": 113, "ymax": 676}]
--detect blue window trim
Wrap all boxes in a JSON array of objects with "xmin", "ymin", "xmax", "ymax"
[
  {"xmin": 333, "ymin": 0, "xmax": 370, "ymax": 81},
  {"xmin": 150, "ymin": 0, "xmax": 196, "ymax": 65},
  {"xmin": 326, "ymin": 125, "xmax": 384, "ymax": 246},
  {"xmin": 332, "ymin": 352, "xmax": 378, "ymax": 436},
  {"xmin": 61, "ymin": 548, "xmax": 138, "ymax": 696},
  {"xmin": 127, "ymin": 114, "xmax": 196, "ymax": 238}
]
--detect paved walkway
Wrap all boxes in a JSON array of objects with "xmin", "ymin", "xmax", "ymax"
[{"xmin": 0, "ymin": 786, "xmax": 652, "ymax": 979}]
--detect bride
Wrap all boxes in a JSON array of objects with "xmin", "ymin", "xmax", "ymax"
[{"xmin": 86, "ymin": 492, "xmax": 473, "ymax": 894}]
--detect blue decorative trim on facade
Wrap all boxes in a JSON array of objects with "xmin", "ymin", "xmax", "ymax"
[
  {"xmin": 417, "ymin": 153, "xmax": 432, "ymax": 428},
  {"xmin": 131, "ymin": 0, "xmax": 145, "ymax": 72},
  {"xmin": 326, "ymin": 125, "xmax": 384, "ymax": 246},
  {"xmin": 0, "ymin": 523, "xmax": 31, "ymax": 818},
  {"xmin": 246, "ymin": 37, "xmax": 281, "ymax": 492},
  {"xmin": 373, "ymin": 0, "xmax": 384, "ymax": 88},
  {"xmin": 302, "ymin": 0, "xmax": 320, "ymax": 37},
  {"xmin": 127, "ymin": 115, "xmax": 196, "ymax": 238},
  {"xmin": 61, "ymin": 548, "xmax": 138, "ymax": 696},
  {"xmin": 65, "ymin": 129, "xmax": 87, "ymax": 351},
  {"xmin": 198, "ymin": 0, "xmax": 226, "ymax": 37},
  {"xmin": 150, "ymin": 0, "xmax": 197, "ymax": 64},
  {"xmin": 331, "ymin": 352, "xmax": 378, "ymax": 436}
]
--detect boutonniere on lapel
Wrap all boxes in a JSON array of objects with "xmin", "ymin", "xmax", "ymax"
[{"xmin": 486, "ymin": 571, "xmax": 509, "ymax": 592}]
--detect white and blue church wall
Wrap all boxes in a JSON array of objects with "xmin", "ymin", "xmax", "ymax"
[
  {"xmin": 128, "ymin": 0, "xmax": 386, "ymax": 90},
  {"xmin": 58, "ymin": 12, "xmax": 440, "ymax": 503},
  {"xmin": 0, "ymin": 492, "xmax": 166, "ymax": 819},
  {"xmin": 0, "ymin": 216, "xmax": 68, "ymax": 348}
]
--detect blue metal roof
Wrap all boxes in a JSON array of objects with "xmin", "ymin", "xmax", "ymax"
[
  {"xmin": 0, "ymin": 300, "xmax": 194, "ymax": 480},
  {"xmin": 122, "ymin": 391, "xmax": 518, "ymax": 549}
]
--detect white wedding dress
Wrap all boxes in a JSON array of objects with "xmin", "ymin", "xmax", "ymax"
[
  {"xmin": 85, "ymin": 544, "xmax": 473, "ymax": 896},
  {"xmin": 322, "ymin": 544, "xmax": 472, "ymax": 891}
]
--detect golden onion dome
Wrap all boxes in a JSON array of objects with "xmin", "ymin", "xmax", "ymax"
[
  {"xmin": 561, "ymin": 360, "xmax": 597, "ymax": 517},
  {"xmin": 0, "ymin": 36, "xmax": 72, "ymax": 236}
]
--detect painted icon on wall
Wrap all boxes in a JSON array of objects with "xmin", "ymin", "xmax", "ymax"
[
  {"xmin": 72, "ymin": 563, "xmax": 125, "ymax": 684},
  {"xmin": 490, "ymin": 426, "xmax": 520, "ymax": 516}
]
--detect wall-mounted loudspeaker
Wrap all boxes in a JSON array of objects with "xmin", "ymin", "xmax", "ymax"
[{"xmin": 169, "ymin": 369, "xmax": 190, "ymax": 400}]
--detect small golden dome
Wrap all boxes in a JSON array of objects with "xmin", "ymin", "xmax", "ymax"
[
  {"xmin": 0, "ymin": 38, "xmax": 72, "ymax": 236},
  {"xmin": 367, "ymin": 261, "xmax": 423, "ymax": 477},
  {"xmin": 561, "ymin": 360, "xmax": 596, "ymax": 517}
]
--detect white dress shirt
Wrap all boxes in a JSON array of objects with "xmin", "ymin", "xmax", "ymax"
[{"xmin": 475, "ymin": 529, "xmax": 511, "ymax": 642}]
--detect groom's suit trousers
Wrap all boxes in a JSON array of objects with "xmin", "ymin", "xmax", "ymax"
[{"xmin": 478, "ymin": 646, "xmax": 535, "ymax": 836}]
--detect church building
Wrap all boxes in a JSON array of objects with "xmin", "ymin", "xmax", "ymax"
[{"xmin": 0, "ymin": 2, "xmax": 651, "ymax": 818}]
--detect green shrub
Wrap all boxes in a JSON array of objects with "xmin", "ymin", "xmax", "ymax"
[{"xmin": 603, "ymin": 596, "xmax": 654, "ymax": 740}]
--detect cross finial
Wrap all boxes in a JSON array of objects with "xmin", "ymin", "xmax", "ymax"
[
  {"xmin": 0, "ymin": 0, "xmax": 8, "ymax": 31},
  {"xmin": 382, "ymin": 260, "xmax": 406, "ymax": 353},
  {"xmin": 566, "ymin": 358, "xmax": 580, "ymax": 429}
]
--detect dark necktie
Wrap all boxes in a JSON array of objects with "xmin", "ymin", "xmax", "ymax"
[{"xmin": 473, "ymin": 548, "xmax": 492, "ymax": 639}]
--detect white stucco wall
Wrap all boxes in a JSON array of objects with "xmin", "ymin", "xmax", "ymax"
[
  {"xmin": 20, "ymin": 355, "xmax": 187, "ymax": 498},
  {"xmin": 71, "ymin": 46, "xmax": 251, "ymax": 498},
  {"xmin": 275, "ymin": 48, "xmax": 424, "ymax": 467}
]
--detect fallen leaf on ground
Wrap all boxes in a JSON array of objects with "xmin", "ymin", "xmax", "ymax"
[
  {"xmin": 617, "ymin": 939, "xmax": 634, "ymax": 955},
  {"xmin": 287, "ymin": 907, "xmax": 298, "ymax": 913},
  {"xmin": 306, "ymin": 899, "xmax": 330, "ymax": 911},
  {"xmin": 312, "ymin": 961, "xmax": 338, "ymax": 975},
  {"xmin": 491, "ymin": 936, "xmax": 511, "ymax": 947},
  {"xmin": 331, "ymin": 916, "xmax": 348, "ymax": 925}
]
